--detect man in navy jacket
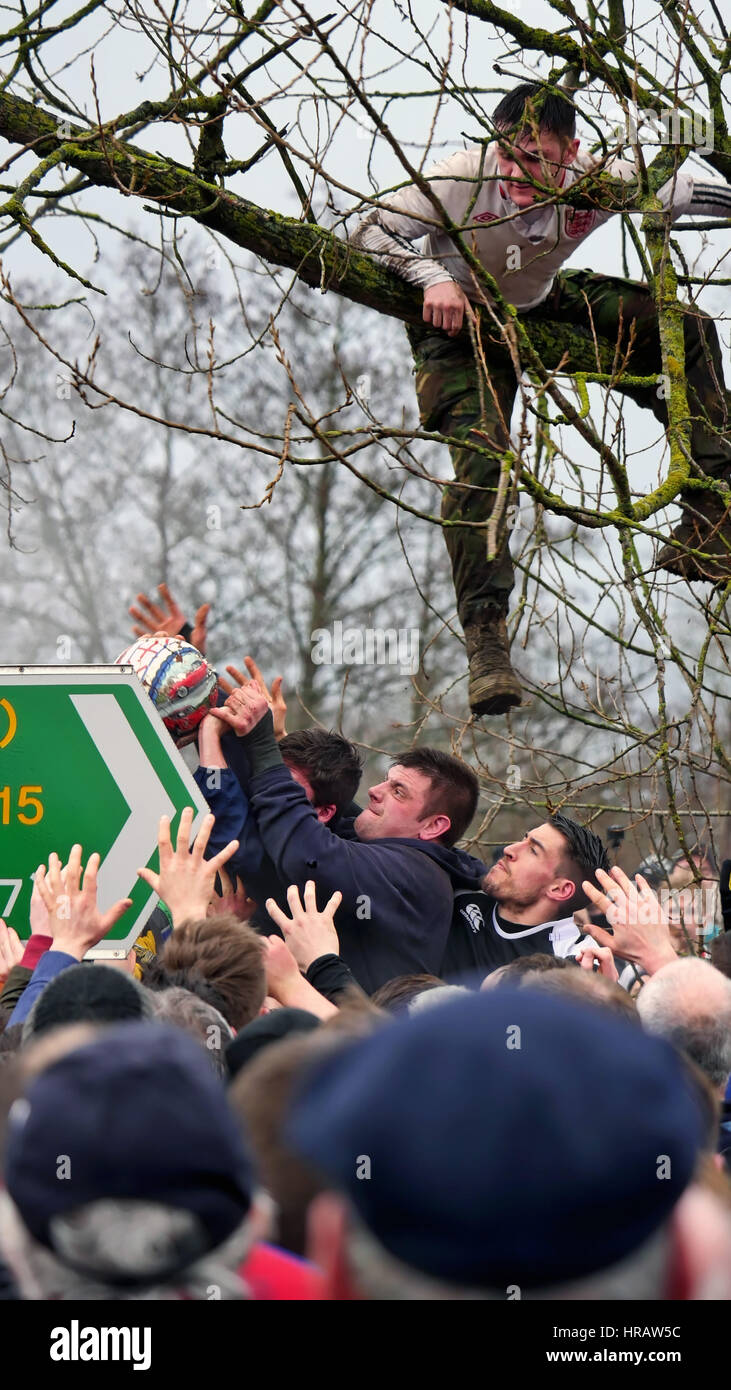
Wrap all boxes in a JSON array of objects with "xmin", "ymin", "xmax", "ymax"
[{"xmin": 211, "ymin": 686, "xmax": 485, "ymax": 994}]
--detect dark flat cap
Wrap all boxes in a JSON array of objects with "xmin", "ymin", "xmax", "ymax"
[{"xmin": 286, "ymin": 989, "xmax": 705, "ymax": 1289}]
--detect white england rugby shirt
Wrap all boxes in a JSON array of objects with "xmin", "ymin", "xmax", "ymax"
[{"xmin": 351, "ymin": 143, "xmax": 730, "ymax": 310}]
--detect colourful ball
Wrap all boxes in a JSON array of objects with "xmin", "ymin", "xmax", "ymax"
[{"xmin": 116, "ymin": 635, "xmax": 218, "ymax": 746}]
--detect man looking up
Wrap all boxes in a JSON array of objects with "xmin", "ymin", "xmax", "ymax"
[
  {"xmin": 351, "ymin": 81, "xmax": 731, "ymax": 716},
  {"xmin": 444, "ymin": 813, "xmax": 610, "ymax": 979}
]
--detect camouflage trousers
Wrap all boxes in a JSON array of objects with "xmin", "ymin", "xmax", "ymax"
[{"xmin": 406, "ymin": 268, "xmax": 731, "ymax": 626}]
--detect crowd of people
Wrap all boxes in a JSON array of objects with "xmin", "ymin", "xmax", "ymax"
[{"xmin": 0, "ymin": 587, "xmax": 729, "ymax": 1301}]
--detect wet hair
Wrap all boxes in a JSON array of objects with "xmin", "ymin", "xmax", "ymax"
[
  {"xmin": 549, "ymin": 814, "xmax": 611, "ymax": 914},
  {"xmin": 280, "ymin": 728, "xmax": 363, "ymax": 817},
  {"xmin": 393, "ymin": 748, "xmax": 479, "ymax": 846},
  {"xmin": 492, "ymin": 82, "xmax": 577, "ymax": 141}
]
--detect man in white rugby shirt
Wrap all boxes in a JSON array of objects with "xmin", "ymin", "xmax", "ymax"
[{"xmin": 351, "ymin": 82, "xmax": 731, "ymax": 717}]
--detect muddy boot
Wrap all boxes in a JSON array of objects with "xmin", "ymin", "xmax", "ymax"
[
  {"xmin": 464, "ymin": 607, "xmax": 522, "ymax": 717},
  {"xmin": 656, "ymin": 489, "xmax": 731, "ymax": 585}
]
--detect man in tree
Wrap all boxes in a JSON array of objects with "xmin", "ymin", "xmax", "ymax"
[{"xmin": 351, "ymin": 81, "xmax": 731, "ymax": 717}]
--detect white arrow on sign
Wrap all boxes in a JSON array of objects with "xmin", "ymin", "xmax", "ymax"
[{"xmin": 70, "ymin": 694, "xmax": 175, "ymax": 911}]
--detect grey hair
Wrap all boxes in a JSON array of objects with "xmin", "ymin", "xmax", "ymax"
[
  {"xmin": 0, "ymin": 1189, "xmax": 271, "ymax": 1301},
  {"xmin": 343, "ymin": 1205, "xmax": 671, "ymax": 1301},
  {"xmin": 637, "ymin": 959, "xmax": 731, "ymax": 1090},
  {"xmin": 147, "ymin": 987, "xmax": 234, "ymax": 1078},
  {"xmin": 407, "ymin": 986, "xmax": 470, "ymax": 1016}
]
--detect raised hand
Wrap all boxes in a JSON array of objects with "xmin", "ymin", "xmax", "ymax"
[
  {"xmin": 265, "ymin": 880, "xmax": 341, "ymax": 972},
  {"xmin": 261, "ymin": 933, "xmax": 304, "ymax": 1002},
  {"xmin": 574, "ymin": 940, "xmax": 619, "ymax": 982},
  {"xmin": 208, "ymin": 867, "xmax": 257, "ymax": 923},
  {"xmin": 137, "ymin": 807, "xmax": 239, "ymax": 929},
  {"xmin": 582, "ymin": 866, "xmax": 677, "ymax": 976},
  {"xmin": 29, "ymin": 869, "xmax": 54, "ymax": 936},
  {"xmin": 35, "ymin": 845, "xmax": 132, "ymax": 960},
  {"xmin": 209, "ymin": 683, "xmax": 269, "ymax": 737},
  {"xmin": 129, "ymin": 582, "xmax": 210, "ymax": 654},
  {"xmin": 260, "ymin": 934, "xmax": 338, "ymax": 1021},
  {"xmin": 0, "ymin": 920, "xmax": 23, "ymax": 985},
  {"xmin": 219, "ymin": 655, "xmax": 287, "ymax": 739}
]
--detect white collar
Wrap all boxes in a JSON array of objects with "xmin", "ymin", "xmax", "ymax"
[{"xmin": 492, "ymin": 905, "xmax": 578, "ymax": 948}]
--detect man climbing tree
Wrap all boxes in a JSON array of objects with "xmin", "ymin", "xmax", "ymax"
[{"xmin": 351, "ymin": 81, "xmax": 731, "ymax": 716}]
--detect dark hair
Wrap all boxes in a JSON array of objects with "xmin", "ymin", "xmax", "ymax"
[
  {"xmin": 371, "ymin": 974, "xmax": 445, "ymax": 1013},
  {"xmin": 549, "ymin": 813, "xmax": 611, "ymax": 914},
  {"xmin": 393, "ymin": 748, "xmax": 479, "ymax": 846},
  {"xmin": 280, "ymin": 728, "xmax": 363, "ymax": 817},
  {"xmin": 492, "ymin": 82, "xmax": 576, "ymax": 141},
  {"xmin": 490, "ymin": 953, "xmax": 569, "ymax": 984}
]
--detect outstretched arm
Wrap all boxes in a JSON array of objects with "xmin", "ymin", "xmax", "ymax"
[
  {"xmin": 683, "ymin": 178, "xmax": 731, "ymax": 219},
  {"xmin": 194, "ymin": 714, "xmax": 264, "ymax": 877},
  {"xmin": 603, "ymin": 151, "xmax": 730, "ymax": 222}
]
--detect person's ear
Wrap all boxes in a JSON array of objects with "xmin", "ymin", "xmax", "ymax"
[
  {"xmin": 316, "ymin": 803, "xmax": 337, "ymax": 824},
  {"xmin": 565, "ymin": 136, "xmax": 580, "ymax": 162},
  {"xmin": 664, "ymin": 1183, "xmax": 731, "ymax": 1299},
  {"xmin": 306, "ymin": 1192, "xmax": 360, "ymax": 1300},
  {"xmin": 548, "ymin": 877, "xmax": 575, "ymax": 904},
  {"xmin": 419, "ymin": 814, "xmax": 451, "ymax": 842}
]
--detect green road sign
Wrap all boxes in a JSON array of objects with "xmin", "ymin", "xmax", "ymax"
[{"xmin": 0, "ymin": 666, "xmax": 208, "ymax": 956}]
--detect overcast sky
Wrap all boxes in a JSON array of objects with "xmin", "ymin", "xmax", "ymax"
[{"xmin": 1, "ymin": 0, "xmax": 728, "ymax": 713}]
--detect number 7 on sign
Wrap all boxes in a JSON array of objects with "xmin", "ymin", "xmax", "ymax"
[{"xmin": 0, "ymin": 879, "xmax": 22, "ymax": 916}]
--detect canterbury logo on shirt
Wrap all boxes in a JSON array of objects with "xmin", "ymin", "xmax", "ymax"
[{"xmin": 460, "ymin": 902, "xmax": 484, "ymax": 934}]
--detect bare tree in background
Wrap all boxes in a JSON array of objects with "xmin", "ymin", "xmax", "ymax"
[
  {"xmin": 0, "ymin": 0, "xmax": 729, "ymax": 877},
  {"xmin": 0, "ymin": 236, "xmax": 459, "ymax": 733}
]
